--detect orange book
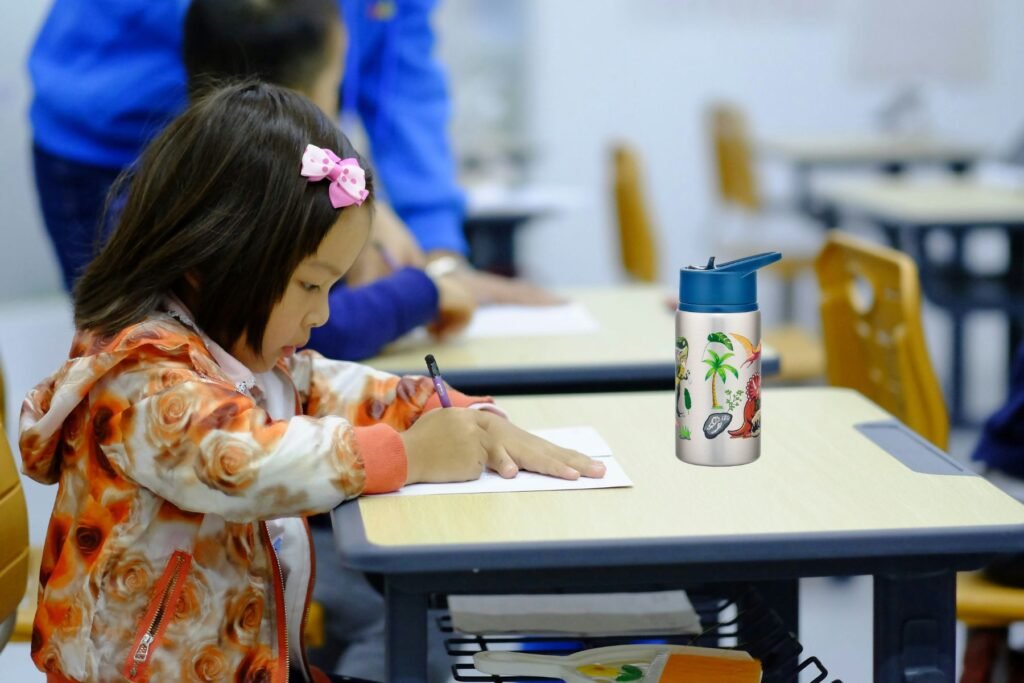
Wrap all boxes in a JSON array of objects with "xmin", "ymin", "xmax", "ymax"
[{"xmin": 655, "ymin": 652, "xmax": 763, "ymax": 682}]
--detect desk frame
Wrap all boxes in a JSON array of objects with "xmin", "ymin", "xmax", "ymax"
[{"xmin": 335, "ymin": 506, "xmax": 1023, "ymax": 682}]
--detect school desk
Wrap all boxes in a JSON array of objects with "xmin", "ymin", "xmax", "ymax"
[
  {"xmin": 369, "ymin": 285, "xmax": 781, "ymax": 395},
  {"xmin": 814, "ymin": 178, "xmax": 1024, "ymax": 425},
  {"xmin": 759, "ymin": 133, "xmax": 981, "ymax": 217},
  {"xmin": 332, "ymin": 388, "xmax": 1024, "ymax": 682},
  {"xmin": 463, "ymin": 184, "xmax": 579, "ymax": 277}
]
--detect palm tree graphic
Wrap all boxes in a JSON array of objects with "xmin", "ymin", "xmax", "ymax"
[{"xmin": 703, "ymin": 348, "xmax": 739, "ymax": 409}]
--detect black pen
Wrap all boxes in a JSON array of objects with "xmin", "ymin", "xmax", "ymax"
[{"xmin": 424, "ymin": 354, "xmax": 452, "ymax": 408}]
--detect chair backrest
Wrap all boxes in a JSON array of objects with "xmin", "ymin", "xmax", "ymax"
[
  {"xmin": 815, "ymin": 232, "xmax": 949, "ymax": 449},
  {"xmin": 611, "ymin": 143, "xmax": 658, "ymax": 282},
  {"xmin": 708, "ymin": 103, "xmax": 761, "ymax": 211},
  {"xmin": 0, "ymin": 414, "xmax": 30, "ymax": 652}
]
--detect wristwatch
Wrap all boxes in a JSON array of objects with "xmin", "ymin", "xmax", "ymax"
[{"xmin": 424, "ymin": 255, "xmax": 461, "ymax": 281}]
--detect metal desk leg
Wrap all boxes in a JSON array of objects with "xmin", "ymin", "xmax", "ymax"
[
  {"xmin": 949, "ymin": 311, "xmax": 967, "ymax": 426},
  {"xmin": 873, "ymin": 571, "xmax": 956, "ymax": 683},
  {"xmin": 739, "ymin": 579, "xmax": 799, "ymax": 683},
  {"xmin": 385, "ymin": 582, "xmax": 429, "ymax": 683},
  {"xmin": 795, "ymin": 163, "xmax": 814, "ymax": 218}
]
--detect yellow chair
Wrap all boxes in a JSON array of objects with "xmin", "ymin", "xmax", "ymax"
[
  {"xmin": 709, "ymin": 104, "xmax": 760, "ymax": 212},
  {"xmin": 611, "ymin": 143, "xmax": 659, "ymax": 282},
  {"xmin": 708, "ymin": 102, "xmax": 823, "ymax": 293},
  {"xmin": 814, "ymin": 231, "xmax": 948, "ymax": 449},
  {"xmin": 815, "ymin": 232, "xmax": 1023, "ymax": 678},
  {"xmin": 707, "ymin": 104, "xmax": 824, "ymax": 382},
  {"xmin": 0, "ymin": 418, "xmax": 31, "ymax": 652}
]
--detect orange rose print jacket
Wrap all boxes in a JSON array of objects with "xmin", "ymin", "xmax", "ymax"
[{"xmin": 19, "ymin": 312, "xmax": 485, "ymax": 682}]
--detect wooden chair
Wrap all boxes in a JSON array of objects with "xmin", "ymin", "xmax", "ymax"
[
  {"xmin": 0, "ymin": 417, "xmax": 30, "ymax": 652},
  {"xmin": 708, "ymin": 102, "xmax": 823, "ymax": 296},
  {"xmin": 707, "ymin": 103, "xmax": 824, "ymax": 382},
  {"xmin": 611, "ymin": 143, "xmax": 659, "ymax": 282},
  {"xmin": 815, "ymin": 231, "xmax": 948, "ymax": 449},
  {"xmin": 815, "ymin": 232, "xmax": 1024, "ymax": 679}
]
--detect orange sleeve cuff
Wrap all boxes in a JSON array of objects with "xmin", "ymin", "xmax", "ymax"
[
  {"xmin": 423, "ymin": 388, "xmax": 493, "ymax": 412},
  {"xmin": 353, "ymin": 424, "xmax": 407, "ymax": 494}
]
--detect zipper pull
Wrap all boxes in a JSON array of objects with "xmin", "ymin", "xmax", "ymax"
[{"xmin": 134, "ymin": 633, "xmax": 154, "ymax": 662}]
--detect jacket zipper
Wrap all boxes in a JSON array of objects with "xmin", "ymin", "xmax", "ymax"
[
  {"xmin": 126, "ymin": 551, "xmax": 191, "ymax": 681},
  {"xmin": 297, "ymin": 518, "xmax": 316, "ymax": 681},
  {"xmin": 262, "ymin": 522, "xmax": 290, "ymax": 683}
]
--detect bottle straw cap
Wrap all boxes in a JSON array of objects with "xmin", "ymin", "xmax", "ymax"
[{"xmin": 678, "ymin": 252, "xmax": 782, "ymax": 312}]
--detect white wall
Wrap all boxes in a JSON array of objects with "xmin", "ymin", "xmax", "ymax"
[
  {"xmin": 0, "ymin": 1, "xmax": 61, "ymax": 301},
  {"xmin": 514, "ymin": 0, "xmax": 1024, "ymax": 289}
]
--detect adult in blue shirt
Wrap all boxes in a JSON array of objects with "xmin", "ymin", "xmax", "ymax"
[{"xmin": 29, "ymin": 0, "xmax": 553, "ymax": 356}]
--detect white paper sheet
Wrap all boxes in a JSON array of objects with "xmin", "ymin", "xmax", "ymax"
[
  {"xmin": 379, "ymin": 426, "xmax": 631, "ymax": 497},
  {"xmin": 461, "ymin": 302, "xmax": 600, "ymax": 339}
]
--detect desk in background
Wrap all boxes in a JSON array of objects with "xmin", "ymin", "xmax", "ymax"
[
  {"xmin": 759, "ymin": 133, "xmax": 982, "ymax": 217},
  {"xmin": 369, "ymin": 286, "xmax": 780, "ymax": 395},
  {"xmin": 333, "ymin": 388, "xmax": 1024, "ymax": 682},
  {"xmin": 814, "ymin": 179, "xmax": 1024, "ymax": 424},
  {"xmin": 463, "ymin": 184, "xmax": 579, "ymax": 276}
]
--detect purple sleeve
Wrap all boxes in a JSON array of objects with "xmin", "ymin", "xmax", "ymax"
[{"xmin": 306, "ymin": 267, "xmax": 439, "ymax": 361}]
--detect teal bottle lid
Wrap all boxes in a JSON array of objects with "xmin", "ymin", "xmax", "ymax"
[{"xmin": 678, "ymin": 252, "xmax": 782, "ymax": 313}]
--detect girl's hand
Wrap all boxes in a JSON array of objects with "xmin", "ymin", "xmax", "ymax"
[
  {"xmin": 450, "ymin": 269, "xmax": 564, "ymax": 306},
  {"xmin": 427, "ymin": 276, "xmax": 476, "ymax": 340},
  {"xmin": 400, "ymin": 409, "xmax": 606, "ymax": 485}
]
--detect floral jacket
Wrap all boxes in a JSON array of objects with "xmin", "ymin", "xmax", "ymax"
[{"xmin": 19, "ymin": 311, "xmax": 482, "ymax": 682}]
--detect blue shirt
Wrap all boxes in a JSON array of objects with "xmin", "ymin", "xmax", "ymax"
[{"xmin": 29, "ymin": 0, "xmax": 467, "ymax": 254}]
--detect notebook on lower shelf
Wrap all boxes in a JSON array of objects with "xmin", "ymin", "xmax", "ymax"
[{"xmin": 448, "ymin": 590, "xmax": 701, "ymax": 636}]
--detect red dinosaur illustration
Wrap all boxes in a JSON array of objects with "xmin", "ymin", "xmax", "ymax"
[{"xmin": 728, "ymin": 373, "xmax": 761, "ymax": 439}]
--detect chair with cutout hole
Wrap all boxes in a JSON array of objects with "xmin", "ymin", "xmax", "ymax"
[
  {"xmin": 815, "ymin": 231, "xmax": 1024, "ymax": 680},
  {"xmin": 815, "ymin": 231, "xmax": 947, "ymax": 448}
]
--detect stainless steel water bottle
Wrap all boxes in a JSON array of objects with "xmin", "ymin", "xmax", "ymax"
[{"xmin": 675, "ymin": 252, "xmax": 781, "ymax": 466}]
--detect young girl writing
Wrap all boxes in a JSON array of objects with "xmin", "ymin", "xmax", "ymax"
[
  {"xmin": 182, "ymin": 2, "xmax": 475, "ymax": 676},
  {"xmin": 20, "ymin": 81, "xmax": 603, "ymax": 683}
]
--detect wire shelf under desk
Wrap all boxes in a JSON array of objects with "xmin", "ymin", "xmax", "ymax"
[{"xmin": 437, "ymin": 587, "xmax": 842, "ymax": 683}]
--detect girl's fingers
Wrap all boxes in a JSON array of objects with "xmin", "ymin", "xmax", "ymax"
[
  {"xmin": 486, "ymin": 444, "xmax": 519, "ymax": 479},
  {"xmin": 477, "ymin": 412, "xmax": 607, "ymax": 480},
  {"xmin": 547, "ymin": 445, "xmax": 606, "ymax": 479},
  {"xmin": 514, "ymin": 443, "xmax": 581, "ymax": 480}
]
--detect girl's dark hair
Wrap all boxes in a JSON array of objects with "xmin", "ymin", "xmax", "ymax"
[
  {"xmin": 183, "ymin": 0, "xmax": 339, "ymax": 97},
  {"xmin": 74, "ymin": 80, "xmax": 373, "ymax": 353}
]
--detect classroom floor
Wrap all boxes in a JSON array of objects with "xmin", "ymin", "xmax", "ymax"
[{"xmin": 0, "ymin": 292, "xmax": 1009, "ymax": 681}]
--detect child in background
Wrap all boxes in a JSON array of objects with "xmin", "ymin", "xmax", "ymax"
[
  {"xmin": 182, "ymin": 0, "xmax": 476, "ymax": 360},
  {"xmin": 972, "ymin": 340, "xmax": 1024, "ymax": 587},
  {"xmin": 19, "ymin": 82, "xmax": 604, "ymax": 683},
  {"xmin": 181, "ymin": 2, "xmax": 473, "ymax": 676}
]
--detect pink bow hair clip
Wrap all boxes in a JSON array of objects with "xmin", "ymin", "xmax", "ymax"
[{"xmin": 300, "ymin": 143, "xmax": 369, "ymax": 209}]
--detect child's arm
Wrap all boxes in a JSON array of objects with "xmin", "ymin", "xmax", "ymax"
[
  {"xmin": 286, "ymin": 353, "xmax": 606, "ymax": 485},
  {"xmin": 290, "ymin": 350, "xmax": 496, "ymax": 429},
  {"xmin": 100, "ymin": 368, "xmax": 407, "ymax": 523}
]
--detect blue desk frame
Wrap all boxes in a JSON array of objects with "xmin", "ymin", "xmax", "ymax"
[{"xmin": 427, "ymin": 356, "xmax": 780, "ymax": 397}]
